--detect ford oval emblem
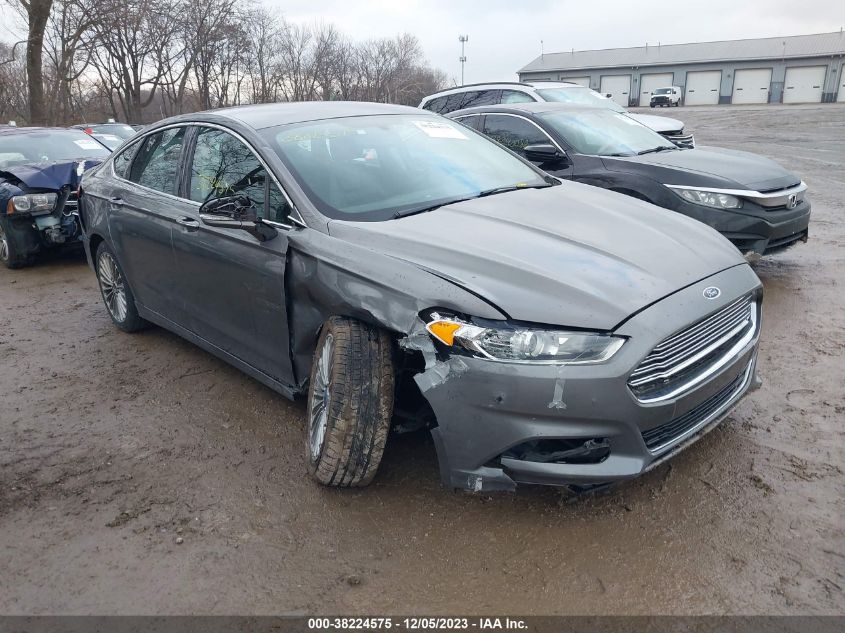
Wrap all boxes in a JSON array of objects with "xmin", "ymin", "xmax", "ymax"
[{"xmin": 703, "ymin": 286, "xmax": 721, "ymax": 300}]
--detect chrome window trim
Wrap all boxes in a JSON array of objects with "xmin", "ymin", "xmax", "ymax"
[
  {"xmin": 109, "ymin": 121, "xmax": 305, "ymax": 229},
  {"xmin": 634, "ymin": 302, "xmax": 758, "ymax": 404},
  {"xmin": 459, "ymin": 112, "xmax": 567, "ymax": 155},
  {"xmin": 665, "ymin": 181, "xmax": 807, "ymax": 208},
  {"xmin": 647, "ymin": 358, "xmax": 755, "ymax": 455}
]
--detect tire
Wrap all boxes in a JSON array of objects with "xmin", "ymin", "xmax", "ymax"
[
  {"xmin": 306, "ymin": 316, "xmax": 395, "ymax": 487},
  {"xmin": 95, "ymin": 241, "xmax": 147, "ymax": 332},
  {"xmin": 0, "ymin": 217, "xmax": 32, "ymax": 269},
  {"xmin": 650, "ymin": 104, "xmax": 655, "ymax": 108}
]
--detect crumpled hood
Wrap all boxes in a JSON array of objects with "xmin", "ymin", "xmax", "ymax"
[
  {"xmin": 328, "ymin": 183, "xmax": 745, "ymax": 330},
  {"xmin": 628, "ymin": 112, "xmax": 684, "ymax": 133},
  {"xmin": 603, "ymin": 146, "xmax": 801, "ymax": 191},
  {"xmin": 0, "ymin": 159, "xmax": 102, "ymax": 190}
]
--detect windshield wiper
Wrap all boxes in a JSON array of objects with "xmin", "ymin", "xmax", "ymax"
[
  {"xmin": 637, "ymin": 145, "xmax": 677, "ymax": 155},
  {"xmin": 393, "ymin": 183, "xmax": 552, "ymax": 219},
  {"xmin": 475, "ymin": 183, "xmax": 552, "ymax": 198}
]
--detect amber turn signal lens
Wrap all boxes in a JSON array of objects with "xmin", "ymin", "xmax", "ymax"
[{"xmin": 426, "ymin": 320, "xmax": 463, "ymax": 346}]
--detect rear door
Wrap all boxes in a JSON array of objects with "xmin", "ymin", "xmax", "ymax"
[
  {"xmin": 172, "ymin": 124, "xmax": 297, "ymax": 386},
  {"xmin": 108, "ymin": 126, "xmax": 193, "ymax": 322}
]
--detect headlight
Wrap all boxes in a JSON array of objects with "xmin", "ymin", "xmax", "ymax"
[
  {"xmin": 425, "ymin": 313, "xmax": 625, "ymax": 364},
  {"xmin": 7, "ymin": 193, "xmax": 58, "ymax": 215},
  {"xmin": 670, "ymin": 187, "xmax": 741, "ymax": 209}
]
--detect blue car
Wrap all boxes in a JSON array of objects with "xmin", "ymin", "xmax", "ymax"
[{"xmin": 0, "ymin": 127, "xmax": 110, "ymax": 268}]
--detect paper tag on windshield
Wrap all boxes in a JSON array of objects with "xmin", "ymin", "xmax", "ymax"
[
  {"xmin": 74, "ymin": 139, "xmax": 103, "ymax": 149},
  {"xmin": 413, "ymin": 120, "xmax": 468, "ymax": 139}
]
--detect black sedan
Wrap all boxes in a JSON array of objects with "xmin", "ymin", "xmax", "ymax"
[
  {"xmin": 448, "ymin": 103, "xmax": 810, "ymax": 258},
  {"xmin": 0, "ymin": 127, "xmax": 110, "ymax": 268}
]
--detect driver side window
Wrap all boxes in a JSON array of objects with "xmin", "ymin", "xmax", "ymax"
[
  {"xmin": 189, "ymin": 126, "xmax": 292, "ymax": 224},
  {"xmin": 482, "ymin": 115, "xmax": 551, "ymax": 157}
]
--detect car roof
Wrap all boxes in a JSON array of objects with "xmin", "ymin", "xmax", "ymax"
[
  {"xmin": 421, "ymin": 80, "xmax": 585, "ymax": 102},
  {"xmin": 447, "ymin": 101, "xmax": 605, "ymax": 118},
  {"xmin": 190, "ymin": 101, "xmax": 423, "ymax": 130},
  {"xmin": 0, "ymin": 126, "xmax": 83, "ymax": 136},
  {"xmin": 71, "ymin": 123, "xmax": 133, "ymax": 128}
]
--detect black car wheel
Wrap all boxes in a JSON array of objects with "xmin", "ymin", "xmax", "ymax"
[
  {"xmin": 0, "ymin": 217, "xmax": 32, "ymax": 269},
  {"xmin": 306, "ymin": 316, "xmax": 395, "ymax": 487},
  {"xmin": 95, "ymin": 242, "xmax": 147, "ymax": 332}
]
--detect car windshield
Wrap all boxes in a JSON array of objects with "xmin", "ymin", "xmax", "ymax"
[
  {"xmin": 535, "ymin": 87, "xmax": 626, "ymax": 112},
  {"xmin": 539, "ymin": 109, "xmax": 677, "ymax": 157},
  {"xmin": 265, "ymin": 114, "xmax": 548, "ymax": 221},
  {"xmin": 653, "ymin": 88, "xmax": 673, "ymax": 95},
  {"xmin": 0, "ymin": 129, "xmax": 110, "ymax": 167},
  {"xmin": 90, "ymin": 124, "xmax": 136, "ymax": 139}
]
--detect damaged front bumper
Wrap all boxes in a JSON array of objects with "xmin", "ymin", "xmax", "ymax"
[{"xmin": 414, "ymin": 266, "xmax": 762, "ymax": 492}]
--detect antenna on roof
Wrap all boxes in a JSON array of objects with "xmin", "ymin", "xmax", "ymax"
[{"xmin": 541, "ymin": 40, "xmax": 544, "ymax": 59}]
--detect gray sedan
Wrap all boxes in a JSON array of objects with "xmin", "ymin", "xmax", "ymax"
[{"xmin": 78, "ymin": 102, "xmax": 762, "ymax": 492}]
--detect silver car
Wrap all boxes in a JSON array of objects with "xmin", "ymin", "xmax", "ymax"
[{"xmin": 79, "ymin": 102, "xmax": 761, "ymax": 492}]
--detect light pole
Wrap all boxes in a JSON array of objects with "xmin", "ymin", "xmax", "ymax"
[{"xmin": 459, "ymin": 35, "xmax": 469, "ymax": 85}]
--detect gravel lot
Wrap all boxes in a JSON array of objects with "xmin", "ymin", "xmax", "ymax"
[{"xmin": 1, "ymin": 104, "xmax": 843, "ymax": 615}]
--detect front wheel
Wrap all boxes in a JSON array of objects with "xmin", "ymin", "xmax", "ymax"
[
  {"xmin": 306, "ymin": 316, "xmax": 395, "ymax": 487},
  {"xmin": 95, "ymin": 242, "xmax": 147, "ymax": 332},
  {"xmin": 0, "ymin": 217, "xmax": 32, "ymax": 269}
]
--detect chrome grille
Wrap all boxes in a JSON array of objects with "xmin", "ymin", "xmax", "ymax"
[
  {"xmin": 641, "ymin": 361, "xmax": 751, "ymax": 453},
  {"xmin": 661, "ymin": 131, "xmax": 695, "ymax": 149},
  {"xmin": 628, "ymin": 295, "xmax": 755, "ymax": 402}
]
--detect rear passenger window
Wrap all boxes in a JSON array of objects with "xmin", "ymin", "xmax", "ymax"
[
  {"xmin": 454, "ymin": 115, "xmax": 484, "ymax": 131},
  {"xmin": 422, "ymin": 96, "xmax": 448, "ymax": 113},
  {"xmin": 112, "ymin": 139, "xmax": 140, "ymax": 179},
  {"xmin": 501, "ymin": 90, "xmax": 536, "ymax": 104},
  {"xmin": 128, "ymin": 127, "xmax": 186, "ymax": 195}
]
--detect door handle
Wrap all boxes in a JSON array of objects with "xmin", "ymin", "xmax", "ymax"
[
  {"xmin": 109, "ymin": 197, "xmax": 124, "ymax": 207},
  {"xmin": 176, "ymin": 217, "xmax": 200, "ymax": 231}
]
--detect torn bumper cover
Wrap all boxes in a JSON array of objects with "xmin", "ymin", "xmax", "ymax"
[{"xmin": 414, "ymin": 266, "xmax": 762, "ymax": 492}]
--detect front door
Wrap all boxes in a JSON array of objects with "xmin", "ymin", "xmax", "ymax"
[
  {"xmin": 172, "ymin": 125, "xmax": 297, "ymax": 387},
  {"xmin": 482, "ymin": 113, "xmax": 574, "ymax": 179}
]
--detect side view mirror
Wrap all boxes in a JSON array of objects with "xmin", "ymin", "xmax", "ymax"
[
  {"xmin": 523, "ymin": 143, "xmax": 568, "ymax": 165},
  {"xmin": 199, "ymin": 194, "xmax": 277, "ymax": 242}
]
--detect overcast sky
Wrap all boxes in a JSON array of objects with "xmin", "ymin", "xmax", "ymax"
[
  {"xmin": 1, "ymin": 0, "xmax": 842, "ymax": 84},
  {"xmin": 272, "ymin": 0, "xmax": 843, "ymax": 83}
]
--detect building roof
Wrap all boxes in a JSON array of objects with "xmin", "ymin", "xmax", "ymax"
[{"xmin": 519, "ymin": 31, "xmax": 845, "ymax": 73}]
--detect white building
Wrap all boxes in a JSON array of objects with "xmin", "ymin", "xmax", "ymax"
[{"xmin": 518, "ymin": 31, "xmax": 845, "ymax": 106}]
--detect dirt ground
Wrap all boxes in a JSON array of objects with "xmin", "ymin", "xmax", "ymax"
[{"xmin": 1, "ymin": 104, "xmax": 843, "ymax": 616}]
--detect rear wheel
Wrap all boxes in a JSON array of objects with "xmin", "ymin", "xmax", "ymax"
[
  {"xmin": 306, "ymin": 316, "xmax": 395, "ymax": 487},
  {"xmin": 95, "ymin": 242, "xmax": 147, "ymax": 332}
]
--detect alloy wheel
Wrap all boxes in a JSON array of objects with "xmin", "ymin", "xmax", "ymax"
[
  {"xmin": 97, "ymin": 251, "xmax": 128, "ymax": 323},
  {"xmin": 309, "ymin": 332, "xmax": 334, "ymax": 461}
]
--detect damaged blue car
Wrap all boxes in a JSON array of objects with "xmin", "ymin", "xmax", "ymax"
[{"xmin": 0, "ymin": 127, "xmax": 110, "ymax": 268}]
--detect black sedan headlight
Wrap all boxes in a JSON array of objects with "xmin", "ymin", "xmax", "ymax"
[{"xmin": 425, "ymin": 312, "xmax": 625, "ymax": 364}]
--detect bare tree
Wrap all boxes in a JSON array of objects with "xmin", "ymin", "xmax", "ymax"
[
  {"xmin": 5, "ymin": 0, "xmax": 54, "ymax": 124},
  {"xmin": 0, "ymin": 41, "xmax": 29, "ymax": 122}
]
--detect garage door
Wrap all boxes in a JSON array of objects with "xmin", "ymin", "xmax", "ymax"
[
  {"xmin": 600, "ymin": 75, "xmax": 631, "ymax": 107},
  {"xmin": 562, "ymin": 76, "xmax": 590, "ymax": 87},
  {"xmin": 639, "ymin": 73, "xmax": 674, "ymax": 105},
  {"xmin": 732, "ymin": 68, "xmax": 772, "ymax": 104},
  {"xmin": 783, "ymin": 66, "xmax": 826, "ymax": 103},
  {"xmin": 685, "ymin": 70, "xmax": 721, "ymax": 105}
]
